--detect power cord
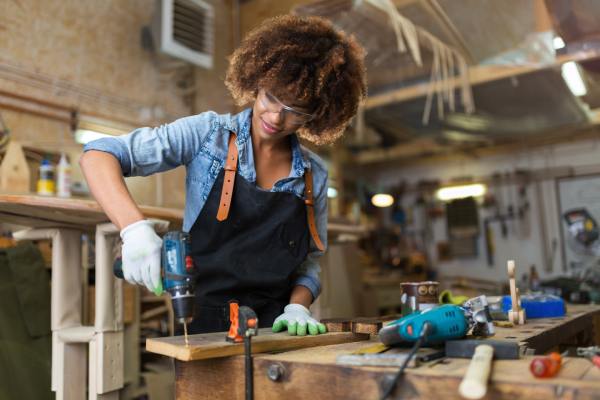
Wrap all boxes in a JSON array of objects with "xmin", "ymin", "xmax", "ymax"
[{"xmin": 380, "ymin": 322, "xmax": 433, "ymax": 400}]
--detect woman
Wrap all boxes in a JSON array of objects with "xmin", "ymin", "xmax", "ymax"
[{"xmin": 80, "ymin": 15, "xmax": 366, "ymax": 335}]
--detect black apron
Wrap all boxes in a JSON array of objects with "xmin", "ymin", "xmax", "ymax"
[{"xmin": 187, "ymin": 133, "xmax": 311, "ymax": 334}]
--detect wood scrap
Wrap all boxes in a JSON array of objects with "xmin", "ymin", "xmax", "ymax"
[
  {"xmin": 320, "ymin": 318, "xmax": 352, "ymax": 333},
  {"xmin": 351, "ymin": 317, "xmax": 383, "ymax": 335},
  {"xmin": 321, "ymin": 314, "xmax": 402, "ymax": 334}
]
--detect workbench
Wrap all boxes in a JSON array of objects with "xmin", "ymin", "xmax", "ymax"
[
  {"xmin": 0, "ymin": 194, "xmax": 182, "ymax": 400},
  {"xmin": 151, "ymin": 304, "xmax": 600, "ymax": 400}
]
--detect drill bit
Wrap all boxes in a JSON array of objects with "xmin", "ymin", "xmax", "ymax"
[{"xmin": 183, "ymin": 321, "xmax": 189, "ymax": 347}]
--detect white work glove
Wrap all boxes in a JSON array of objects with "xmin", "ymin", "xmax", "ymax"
[
  {"xmin": 120, "ymin": 219, "xmax": 163, "ymax": 295},
  {"xmin": 272, "ymin": 304, "xmax": 327, "ymax": 336}
]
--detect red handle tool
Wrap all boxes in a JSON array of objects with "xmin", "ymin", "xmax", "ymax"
[{"xmin": 530, "ymin": 352, "xmax": 562, "ymax": 378}]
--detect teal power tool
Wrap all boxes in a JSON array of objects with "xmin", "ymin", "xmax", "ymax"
[
  {"xmin": 114, "ymin": 231, "xmax": 196, "ymax": 344},
  {"xmin": 378, "ymin": 304, "xmax": 469, "ymax": 347},
  {"xmin": 378, "ymin": 305, "xmax": 469, "ymax": 399}
]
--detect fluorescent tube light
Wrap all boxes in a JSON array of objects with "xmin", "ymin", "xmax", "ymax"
[
  {"xmin": 371, "ymin": 193, "xmax": 394, "ymax": 208},
  {"xmin": 561, "ymin": 61, "xmax": 587, "ymax": 97},
  {"xmin": 436, "ymin": 184, "xmax": 486, "ymax": 201}
]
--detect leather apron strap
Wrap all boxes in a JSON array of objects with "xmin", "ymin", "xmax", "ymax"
[
  {"xmin": 216, "ymin": 132, "xmax": 238, "ymax": 222},
  {"xmin": 304, "ymin": 168, "xmax": 326, "ymax": 252},
  {"xmin": 216, "ymin": 131, "xmax": 325, "ymax": 251}
]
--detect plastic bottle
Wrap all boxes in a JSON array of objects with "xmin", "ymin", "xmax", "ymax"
[
  {"xmin": 56, "ymin": 153, "xmax": 72, "ymax": 198},
  {"xmin": 37, "ymin": 158, "xmax": 55, "ymax": 196}
]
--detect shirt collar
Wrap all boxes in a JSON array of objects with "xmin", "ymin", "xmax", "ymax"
[
  {"xmin": 289, "ymin": 133, "xmax": 311, "ymax": 175},
  {"xmin": 228, "ymin": 108, "xmax": 310, "ymax": 177},
  {"xmin": 228, "ymin": 108, "xmax": 252, "ymax": 144}
]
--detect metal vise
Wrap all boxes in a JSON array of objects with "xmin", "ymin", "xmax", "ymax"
[{"xmin": 463, "ymin": 295, "xmax": 495, "ymax": 337}]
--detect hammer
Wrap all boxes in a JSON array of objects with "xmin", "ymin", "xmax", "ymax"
[{"xmin": 445, "ymin": 340, "xmax": 520, "ymax": 399}]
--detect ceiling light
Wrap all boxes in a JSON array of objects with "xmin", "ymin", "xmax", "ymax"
[
  {"xmin": 436, "ymin": 184, "xmax": 486, "ymax": 201},
  {"xmin": 553, "ymin": 36, "xmax": 565, "ymax": 50},
  {"xmin": 327, "ymin": 187, "xmax": 338, "ymax": 199},
  {"xmin": 561, "ymin": 61, "xmax": 587, "ymax": 97},
  {"xmin": 371, "ymin": 193, "xmax": 394, "ymax": 208}
]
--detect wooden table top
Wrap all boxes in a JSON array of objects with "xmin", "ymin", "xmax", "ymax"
[
  {"xmin": 172, "ymin": 304, "xmax": 600, "ymax": 399},
  {"xmin": 0, "ymin": 193, "xmax": 183, "ymax": 229}
]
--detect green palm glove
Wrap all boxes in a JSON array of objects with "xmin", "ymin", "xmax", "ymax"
[{"xmin": 272, "ymin": 304, "xmax": 327, "ymax": 336}]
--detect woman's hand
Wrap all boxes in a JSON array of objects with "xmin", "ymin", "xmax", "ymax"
[
  {"xmin": 120, "ymin": 220, "xmax": 163, "ymax": 295},
  {"xmin": 272, "ymin": 304, "xmax": 327, "ymax": 336}
]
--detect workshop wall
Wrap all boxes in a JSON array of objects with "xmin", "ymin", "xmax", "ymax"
[
  {"xmin": 373, "ymin": 138, "xmax": 600, "ymax": 283},
  {"xmin": 0, "ymin": 0, "xmax": 234, "ymax": 208}
]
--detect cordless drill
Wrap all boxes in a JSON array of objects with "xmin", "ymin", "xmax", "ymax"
[{"xmin": 114, "ymin": 231, "xmax": 196, "ymax": 344}]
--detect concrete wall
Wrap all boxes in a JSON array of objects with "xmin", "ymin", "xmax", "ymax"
[{"xmin": 372, "ymin": 137, "xmax": 600, "ymax": 283}]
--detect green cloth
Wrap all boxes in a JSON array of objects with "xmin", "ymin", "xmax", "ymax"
[{"xmin": 0, "ymin": 241, "xmax": 53, "ymax": 400}]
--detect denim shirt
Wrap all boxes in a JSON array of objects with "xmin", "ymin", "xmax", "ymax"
[{"xmin": 83, "ymin": 108, "xmax": 327, "ymax": 300}]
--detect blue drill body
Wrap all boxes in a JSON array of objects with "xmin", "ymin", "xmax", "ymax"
[
  {"xmin": 379, "ymin": 304, "xmax": 468, "ymax": 346},
  {"xmin": 161, "ymin": 231, "xmax": 195, "ymax": 323},
  {"xmin": 114, "ymin": 231, "xmax": 195, "ymax": 323}
]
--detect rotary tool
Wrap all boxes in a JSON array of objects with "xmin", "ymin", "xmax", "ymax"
[{"xmin": 378, "ymin": 304, "xmax": 469, "ymax": 347}]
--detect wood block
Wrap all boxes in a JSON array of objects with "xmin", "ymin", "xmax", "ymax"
[
  {"xmin": 0, "ymin": 141, "xmax": 30, "ymax": 192},
  {"xmin": 351, "ymin": 317, "xmax": 383, "ymax": 335},
  {"xmin": 146, "ymin": 328, "xmax": 370, "ymax": 361},
  {"xmin": 320, "ymin": 318, "xmax": 352, "ymax": 332}
]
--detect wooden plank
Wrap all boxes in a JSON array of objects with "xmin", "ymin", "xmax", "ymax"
[
  {"xmin": 146, "ymin": 328, "xmax": 370, "ymax": 361},
  {"xmin": 488, "ymin": 305, "xmax": 600, "ymax": 354},
  {"xmin": 0, "ymin": 193, "xmax": 183, "ymax": 228}
]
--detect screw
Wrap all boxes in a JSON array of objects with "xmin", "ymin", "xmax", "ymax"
[{"xmin": 267, "ymin": 363, "xmax": 285, "ymax": 382}]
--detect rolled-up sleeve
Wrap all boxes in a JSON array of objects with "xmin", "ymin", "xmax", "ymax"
[
  {"xmin": 294, "ymin": 171, "xmax": 328, "ymax": 301},
  {"xmin": 83, "ymin": 112, "xmax": 215, "ymax": 177}
]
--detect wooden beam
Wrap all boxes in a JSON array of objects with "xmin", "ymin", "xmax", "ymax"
[
  {"xmin": 352, "ymin": 117, "xmax": 600, "ymax": 167},
  {"xmin": 354, "ymin": 137, "xmax": 443, "ymax": 163},
  {"xmin": 365, "ymin": 49, "xmax": 600, "ymax": 109}
]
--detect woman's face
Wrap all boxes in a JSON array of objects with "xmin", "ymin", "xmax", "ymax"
[{"xmin": 252, "ymin": 89, "xmax": 313, "ymax": 142}]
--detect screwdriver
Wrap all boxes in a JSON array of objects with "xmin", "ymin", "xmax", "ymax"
[
  {"xmin": 530, "ymin": 352, "xmax": 563, "ymax": 378},
  {"xmin": 577, "ymin": 346, "xmax": 600, "ymax": 368}
]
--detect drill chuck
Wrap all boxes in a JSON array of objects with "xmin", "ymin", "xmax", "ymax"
[{"xmin": 170, "ymin": 288, "xmax": 195, "ymax": 323}]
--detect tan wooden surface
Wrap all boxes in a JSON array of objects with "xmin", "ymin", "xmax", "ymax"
[
  {"xmin": 492, "ymin": 304, "xmax": 600, "ymax": 353},
  {"xmin": 146, "ymin": 328, "xmax": 370, "ymax": 361},
  {"xmin": 176, "ymin": 350, "xmax": 600, "ymax": 400},
  {"xmin": 0, "ymin": 193, "xmax": 183, "ymax": 229},
  {"xmin": 173, "ymin": 305, "xmax": 600, "ymax": 399}
]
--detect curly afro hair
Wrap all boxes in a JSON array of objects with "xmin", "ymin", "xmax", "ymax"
[{"xmin": 225, "ymin": 15, "xmax": 367, "ymax": 145}]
